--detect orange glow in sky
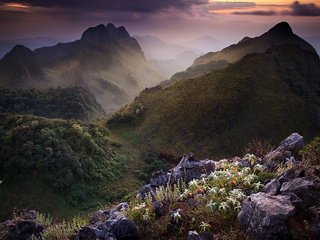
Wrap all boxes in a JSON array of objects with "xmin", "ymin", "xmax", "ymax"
[
  {"xmin": 5, "ymin": 3, "xmax": 29, "ymax": 9},
  {"xmin": 209, "ymin": 0, "xmax": 320, "ymax": 4}
]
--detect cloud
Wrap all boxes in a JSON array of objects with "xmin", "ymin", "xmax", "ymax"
[
  {"xmin": 0, "ymin": 0, "xmax": 209, "ymax": 13},
  {"xmin": 283, "ymin": 1, "xmax": 320, "ymax": 16},
  {"xmin": 206, "ymin": 2, "xmax": 256, "ymax": 11},
  {"xmin": 233, "ymin": 10, "xmax": 277, "ymax": 16},
  {"xmin": 230, "ymin": 1, "xmax": 320, "ymax": 16}
]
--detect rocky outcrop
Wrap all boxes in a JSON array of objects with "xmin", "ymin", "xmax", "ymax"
[
  {"xmin": 238, "ymin": 133, "xmax": 320, "ymax": 240},
  {"xmin": 137, "ymin": 153, "xmax": 216, "ymax": 199},
  {"xmin": 238, "ymin": 192, "xmax": 295, "ymax": 240},
  {"xmin": 76, "ymin": 203, "xmax": 139, "ymax": 240},
  {"xmin": 264, "ymin": 133, "xmax": 304, "ymax": 171},
  {"xmin": 1, "ymin": 210, "xmax": 45, "ymax": 240}
]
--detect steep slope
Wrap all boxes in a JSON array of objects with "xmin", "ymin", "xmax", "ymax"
[
  {"xmin": 172, "ymin": 22, "xmax": 317, "ymax": 81},
  {"xmin": 108, "ymin": 44, "xmax": 320, "ymax": 159},
  {"xmin": 0, "ymin": 24, "xmax": 164, "ymax": 112},
  {"xmin": 0, "ymin": 87, "xmax": 105, "ymax": 121}
]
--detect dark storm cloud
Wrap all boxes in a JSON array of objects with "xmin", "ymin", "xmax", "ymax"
[
  {"xmin": 0, "ymin": 0, "xmax": 209, "ymax": 13},
  {"xmin": 284, "ymin": 1, "xmax": 320, "ymax": 16}
]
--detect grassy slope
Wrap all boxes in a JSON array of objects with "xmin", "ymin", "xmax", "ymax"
[{"xmin": 108, "ymin": 45, "xmax": 320, "ymax": 159}]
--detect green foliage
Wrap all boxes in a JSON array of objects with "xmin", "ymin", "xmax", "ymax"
[
  {"xmin": 299, "ymin": 137, "xmax": 320, "ymax": 166},
  {"xmin": 0, "ymin": 87, "xmax": 105, "ymax": 121},
  {"xmin": 135, "ymin": 152, "xmax": 169, "ymax": 182},
  {"xmin": 0, "ymin": 113, "xmax": 127, "ymax": 217}
]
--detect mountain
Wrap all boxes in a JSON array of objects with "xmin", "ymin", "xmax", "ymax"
[
  {"xmin": 108, "ymin": 42, "xmax": 320, "ymax": 158},
  {"xmin": 0, "ymin": 24, "xmax": 164, "ymax": 112},
  {"xmin": 172, "ymin": 22, "xmax": 317, "ymax": 81},
  {"xmin": 0, "ymin": 37, "xmax": 60, "ymax": 59},
  {"xmin": 0, "ymin": 87, "xmax": 105, "ymax": 121}
]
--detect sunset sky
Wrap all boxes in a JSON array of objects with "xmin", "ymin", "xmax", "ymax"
[{"xmin": 0, "ymin": 0, "xmax": 319, "ymax": 46}]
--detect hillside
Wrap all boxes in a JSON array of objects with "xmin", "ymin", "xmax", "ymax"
[
  {"xmin": 0, "ymin": 113, "xmax": 133, "ymax": 220},
  {"xmin": 108, "ymin": 44, "xmax": 320, "ymax": 159},
  {"xmin": 172, "ymin": 22, "xmax": 317, "ymax": 82},
  {"xmin": 0, "ymin": 87, "xmax": 105, "ymax": 121},
  {"xmin": 0, "ymin": 24, "xmax": 165, "ymax": 112}
]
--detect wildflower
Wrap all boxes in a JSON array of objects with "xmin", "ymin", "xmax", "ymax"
[
  {"xmin": 199, "ymin": 222, "xmax": 212, "ymax": 232},
  {"xmin": 218, "ymin": 202, "xmax": 230, "ymax": 212}
]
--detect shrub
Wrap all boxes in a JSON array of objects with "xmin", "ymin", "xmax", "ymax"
[
  {"xmin": 244, "ymin": 138, "xmax": 274, "ymax": 158},
  {"xmin": 299, "ymin": 137, "xmax": 320, "ymax": 166}
]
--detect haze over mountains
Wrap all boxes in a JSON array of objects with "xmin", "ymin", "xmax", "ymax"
[
  {"xmin": 108, "ymin": 22, "xmax": 320, "ymax": 158},
  {"xmin": 0, "ymin": 23, "xmax": 165, "ymax": 113},
  {"xmin": 172, "ymin": 22, "xmax": 317, "ymax": 82}
]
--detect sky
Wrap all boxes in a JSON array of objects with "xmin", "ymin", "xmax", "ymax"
[{"xmin": 0, "ymin": 0, "xmax": 319, "ymax": 47}]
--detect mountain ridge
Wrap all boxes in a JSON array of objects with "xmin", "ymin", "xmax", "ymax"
[{"xmin": 0, "ymin": 23, "xmax": 165, "ymax": 112}]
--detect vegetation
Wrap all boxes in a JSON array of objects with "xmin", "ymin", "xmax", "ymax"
[
  {"xmin": 299, "ymin": 137, "xmax": 320, "ymax": 166},
  {"xmin": 123, "ymin": 157, "xmax": 269, "ymax": 239},
  {"xmin": 0, "ymin": 113, "xmax": 128, "ymax": 220},
  {"xmin": 244, "ymin": 138, "xmax": 274, "ymax": 158},
  {"xmin": 0, "ymin": 87, "xmax": 105, "ymax": 121},
  {"xmin": 108, "ymin": 45, "xmax": 320, "ymax": 159}
]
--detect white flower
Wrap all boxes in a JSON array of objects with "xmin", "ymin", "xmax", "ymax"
[{"xmin": 219, "ymin": 202, "xmax": 230, "ymax": 212}]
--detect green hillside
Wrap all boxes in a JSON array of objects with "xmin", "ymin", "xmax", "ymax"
[
  {"xmin": 0, "ymin": 114, "xmax": 131, "ymax": 220},
  {"xmin": 108, "ymin": 44, "xmax": 320, "ymax": 159},
  {"xmin": 0, "ymin": 87, "xmax": 105, "ymax": 121}
]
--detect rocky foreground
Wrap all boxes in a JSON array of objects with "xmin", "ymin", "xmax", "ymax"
[{"xmin": 1, "ymin": 133, "xmax": 320, "ymax": 240}]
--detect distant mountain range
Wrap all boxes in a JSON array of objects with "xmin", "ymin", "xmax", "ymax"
[
  {"xmin": 0, "ymin": 37, "xmax": 61, "ymax": 59},
  {"xmin": 0, "ymin": 24, "xmax": 165, "ymax": 113},
  {"xmin": 172, "ymin": 22, "xmax": 317, "ymax": 82},
  {"xmin": 108, "ymin": 22, "xmax": 320, "ymax": 158}
]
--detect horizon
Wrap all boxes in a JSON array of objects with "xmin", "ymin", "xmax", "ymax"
[{"xmin": 0, "ymin": 1, "xmax": 319, "ymax": 51}]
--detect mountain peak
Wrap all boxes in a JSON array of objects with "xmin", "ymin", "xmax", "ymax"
[
  {"xmin": 81, "ymin": 24, "xmax": 109, "ymax": 43},
  {"xmin": 267, "ymin": 22, "xmax": 293, "ymax": 36},
  {"xmin": 106, "ymin": 23, "xmax": 117, "ymax": 30}
]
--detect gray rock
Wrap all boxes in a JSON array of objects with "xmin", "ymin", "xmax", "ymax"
[
  {"xmin": 238, "ymin": 192, "xmax": 295, "ymax": 240},
  {"xmin": 280, "ymin": 178, "xmax": 320, "ymax": 210},
  {"xmin": 76, "ymin": 203, "xmax": 139, "ymax": 240},
  {"xmin": 137, "ymin": 153, "xmax": 216, "ymax": 200},
  {"xmin": 264, "ymin": 133, "xmax": 304, "ymax": 171},
  {"xmin": 6, "ymin": 220, "xmax": 45, "ymax": 240},
  {"xmin": 280, "ymin": 178, "xmax": 313, "ymax": 193},
  {"xmin": 276, "ymin": 133, "xmax": 304, "ymax": 152},
  {"xmin": 262, "ymin": 179, "xmax": 281, "ymax": 195}
]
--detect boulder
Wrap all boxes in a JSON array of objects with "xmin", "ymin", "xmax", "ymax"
[
  {"xmin": 262, "ymin": 179, "xmax": 281, "ymax": 195},
  {"xmin": 137, "ymin": 153, "xmax": 216, "ymax": 199},
  {"xmin": 76, "ymin": 203, "xmax": 139, "ymax": 240},
  {"xmin": 6, "ymin": 220, "xmax": 45, "ymax": 240},
  {"xmin": 264, "ymin": 133, "xmax": 304, "ymax": 171},
  {"xmin": 238, "ymin": 192, "xmax": 295, "ymax": 240},
  {"xmin": 1, "ymin": 210, "xmax": 45, "ymax": 240},
  {"xmin": 280, "ymin": 178, "xmax": 320, "ymax": 210}
]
